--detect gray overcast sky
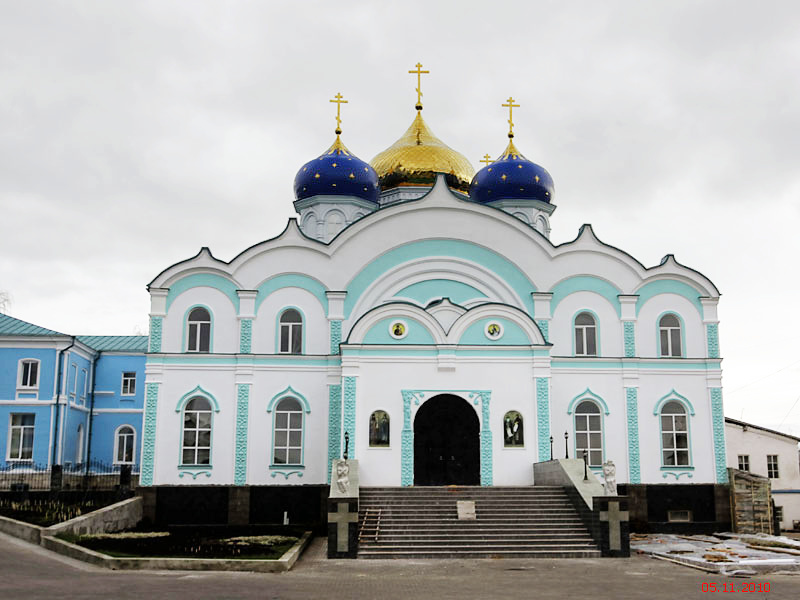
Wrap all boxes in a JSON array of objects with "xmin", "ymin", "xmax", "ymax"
[{"xmin": 1, "ymin": 1, "xmax": 799, "ymax": 434}]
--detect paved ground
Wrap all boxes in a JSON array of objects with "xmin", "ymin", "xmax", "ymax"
[{"xmin": 1, "ymin": 532, "xmax": 799, "ymax": 599}]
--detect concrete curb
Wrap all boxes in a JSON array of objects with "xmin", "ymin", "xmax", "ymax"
[
  {"xmin": 42, "ymin": 530, "xmax": 313, "ymax": 572},
  {"xmin": 0, "ymin": 515, "xmax": 44, "ymax": 545}
]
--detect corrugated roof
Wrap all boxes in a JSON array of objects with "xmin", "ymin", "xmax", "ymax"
[
  {"xmin": 0, "ymin": 313, "xmax": 67, "ymax": 336},
  {"xmin": 76, "ymin": 335, "xmax": 148, "ymax": 352}
]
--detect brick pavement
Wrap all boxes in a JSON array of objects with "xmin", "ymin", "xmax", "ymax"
[{"xmin": 1, "ymin": 532, "xmax": 798, "ymax": 599}]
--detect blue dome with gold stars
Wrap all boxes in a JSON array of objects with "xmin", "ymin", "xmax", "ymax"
[
  {"xmin": 469, "ymin": 139, "xmax": 554, "ymax": 204},
  {"xmin": 294, "ymin": 136, "xmax": 379, "ymax": 203}
]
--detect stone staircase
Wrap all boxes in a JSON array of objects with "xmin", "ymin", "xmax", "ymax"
[{"xmin": 357, "ymin": 486, "xmax": 601, "ymax": 559}]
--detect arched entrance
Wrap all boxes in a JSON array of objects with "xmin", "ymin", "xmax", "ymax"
[{"xmin": 413, "ymin": 394, "xmax": 480, "ymax": 486}]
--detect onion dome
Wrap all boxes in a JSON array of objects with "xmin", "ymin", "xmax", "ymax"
[
  {"xmin": 294, "ymin": 135, "xmax": 379, "ymax": 203},
  {"xmin": 370, "ymin": 111, "xmax": 475, "ymax": 193},
  {"xmin": 469, "ymin": 139, "xmax": 554, "ymax": 204}
]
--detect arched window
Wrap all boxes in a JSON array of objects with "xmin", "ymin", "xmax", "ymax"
[
  {"xmin": 187, "ymin": 307, "xmax": 211, "ymax": 353},
  {"xmin": 535, "ymin": 216, "xmax": 547, "ymax": 234},
  {"xmin": 661, "ymin": 401, "xmax": 689, "ymax": 466},
  {"xmin": 503, "ymin": 411, "xmax": 524, "ymax": 447},
  {"xmin": 326, "ymin": 210, "xmax": 345, "ymax": 238},
  {"xmin": 182, "ymin": 397, "xmax": 212, "ymax": 465},
  {"xmin": 18, "ymin": 359, "xmax": 40, "ymax": 389},
  {"xmin": 659, "ymin": 314, "xmax": 682, "ymax": 357},
  {"xmin": 574, "ymin": 401, "xmax": 602, "ymax": 466},
  {"xmin": 115, "ymin": 426, "xmax": 135, "ymax": 465},
  {"xmin": 279, "ymin": 309, "xmax": 303, "ymax": 354},
  {"xmin": 369, "ymin": 410, "xmax": 390, "ymax": 447},
  {"xmin": 574, "ymin": 312, "xmax": 597, "ymax": 356},
  {"xmin": 273, "ymin": 397, "xmax": 303, "ymax": 465}
]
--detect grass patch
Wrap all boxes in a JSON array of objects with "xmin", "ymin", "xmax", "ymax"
[{"xmin": 0, "ymin": 498, "xmax": 106, "ymax": 527}]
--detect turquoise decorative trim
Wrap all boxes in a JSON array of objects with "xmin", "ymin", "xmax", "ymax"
[
  {"xmin": 707, "ymin": 323, "xmax": 719, "ymax": 358},
  {"xmin": 175, "ymin": 385, "xmax": 221, "ymax": 413},
  {"xmin": 635, "ymin": 280, "xmax": 704, "ymax": 317},
  {"xmin": 475, "ymin": 391, "xmax": 493, "ymax": 486},
  {"xmin": 625, "ymin": 388, "xmax": 641, "ymax": 484},
  {"xmin": 567, "ymin": 388, "xmax": 610, "ymax": 415},
  {"xmin": 166, "ymin": 273, "xmax": 240, "ymax": 312},
  {"xmin": 140, "ymin": 383, "xmax": 159, "ymax": 486},
  {"xmin": 330, "ymin": 320, "xmax": 342, "ymax": 354},
  {"xmin": 267, "ymin": 386, "xmax": 311, "ymax": 413},
  {"xmin": 653, "ymin": 389, "xmax": 695, "ymax": 416},
  {"xmin": 148, "ymin": 316, "xmax": 162, "ymax": 353},
  {"xmin": 401, "ymin": 390, "xmax": 414, "ymax": 486},
  {"xmin": 363, "ymin": 317, "xmax": 436, "ymax": 344},
  {"xmin": 343, "ymin": 377, "xmax": 356, "ymax": 458},
  {"xmin": 662, "ymin": 470, "xmax": 693, "ymax": 480},
  {"xmin": 623, "ymin": 321, "xmax": 635, "ymax": 357},
  {"xmin": 234, "ymin": 384, "xmax": 249, "ymax": 486},
  {"xmin": 327, "ymin": 384, "xmax": 342, "ymax": 484},
  {"xmin": 536, "ymin": 319, "xmax": 549, "ymax": 342},
  {"xmin": 710, "ymin": 387, "xmax": 728, "ymax": 483},
  {"xmin": 551, "ymin": 359, "xmax": 718, "ymax": 370},
  {"xmin": 150, "ymin": 355, "xmax": 334, "ymax": 366},
  {"xmin": 181, "ymin": 304, "xmax": 214, "ymax": 353},
  {"xmin": 551, "ymin": 276, "xmax": 622, "ymax": 317},
  {"xmin": 394, "ymin": 279, "xmax": 487, "ymax": 306},
  {"xmin": 458, "ymin": 318, "xmax": 531, "ymax": 345},
  {"xmin": 254, "ymin": 274, "xmax": 328, "ymax": 313},
  {"xmin": 239, "ymin": 319, "xmax": 252, "ymax": 353},
  {"xmin": 270, "ymin": 470, "xmax": 304, "ymax": 480},
  {"xmin": 535, "ymin": 378, "xmax": 550, "ymax": 461},
  {"xmin": 344, "ymin": 240, "xmax": 537, "ymax": 318},
  {"xmin": 178, "ymin": 470, "xmax": 212, "ymax": 480}
]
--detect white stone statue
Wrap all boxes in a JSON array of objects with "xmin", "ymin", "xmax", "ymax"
[
  {"xmin": 336, "ymin": 460, "xmax": 350, "ymax": 495},
  {"xmin": 602, "ymin": 460, "xmax": 617, "ymax": 496}
]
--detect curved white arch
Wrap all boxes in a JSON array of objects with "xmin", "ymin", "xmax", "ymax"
[
  {"xmin": 346, "ymin": 302, "xmax": 447, "ymax": 345},
  {"xmin": 446, "ymin": 303, "xmax": 546, "ymax": 345}
]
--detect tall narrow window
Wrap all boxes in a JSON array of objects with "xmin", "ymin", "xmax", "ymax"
[
  {"xmin": 187, "ymin": 308, "xmax": 211, "ymax": 353},
  {"xmin": 115, "ymin": 426, "xmax": 135, "ymax": 465},
  {"xmin": 181, "ymin": 397, "xmax": 212, "ymax": 465},
  {"xmin": 767, "ymin": 455, "xmax": 779, "ymax": 478},
  {"xmin": 279, "ymin": 309, "xmax": 303, "ymax": 354},
  {"xmin": 503, "ymin": 411, "xmax": 524, "ymax": 447},
  {"xmin": 574, "ymin": 312, "xmax": 597, "ymax": 356},
  {"xmin": 75, "ymin": 424, "xmax": 84, "ymax": 464},
  {"xmin": 80, "ymin": 369, "xmax": 88, "ymax": 400},
  {"xmin": 8, "ymin": 414, "xmax": 35, "ymax": 461},
  {"xmin": 369, "ymin": 410, "xmax": 390, "ymax": 447},
  {"xmin": 659, "ymin": 314, "xmax": 682, "ymax": 357},
  {"xmin": 575, "ymin": 401, "xmax": 603, "ymax": 466},
  {"xmin": 19, "ymin": 360, "xmax": 39, "ymax": 389},
  {"xmin": 121, "ymin": 372, "xmax": 136, "ymax": 396},
  {"xmin": 661, "ymin": 401, "xmax": 689, "ymax": 466},
  {"xmin": 273, "ymin": 397, "xmax": 303, "ymax": 465},
  {"xmin": 70, "ymin": 364, "xmax": 78, "ymax": 397}
]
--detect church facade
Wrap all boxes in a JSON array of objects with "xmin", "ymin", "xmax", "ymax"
[{"xmin": 141, "ymin": 82, "xmax": 727, "ymax": 491}]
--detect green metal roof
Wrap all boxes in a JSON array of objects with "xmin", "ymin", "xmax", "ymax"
[
  {"xmin": 0, "ymin": 313, "xmax": 67, "ymax": 336},
  {"xmin": 76, "ymin": 335, "xmax": 148, "ymax": 352}
]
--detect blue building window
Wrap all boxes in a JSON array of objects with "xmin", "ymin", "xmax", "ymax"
[
  {"xmin": 8, "ymin": 414, "xmax": 35, "ymax": 461},
  {"xmin": 18, "ymin": 359, "xmax": 39, "ymax": 390},
  {"xmin": 121, "ymin": 372, "xmax": 136, "ymax": 396},
  {"xmin": 115, "ymin": 426, "xmax": 136, "ymax": 465}
]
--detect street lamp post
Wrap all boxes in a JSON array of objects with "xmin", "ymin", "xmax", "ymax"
[{"xmin": 564, "ymin": 431, "xmax": 569, "ymax": 459}]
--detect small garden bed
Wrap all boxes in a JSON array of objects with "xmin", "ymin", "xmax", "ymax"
[
  {"xmin": 0, "ymin": 498, "xmax": 108, "ymax": 527},
  {"xmin": 58, "ymin": 525, "xmax": 304, "ymax": 560}
]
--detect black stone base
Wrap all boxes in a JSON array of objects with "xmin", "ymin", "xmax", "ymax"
[
  {"xmin": 327, "ymin": 498, "xmax": 358, "ymax": 559},
  {"xmin": 618, "ymin": 483, "xmax": 731, "ymax": 534},
  {"xmin": 592, "ymin": 496, "xmax": 630, "ymax": 557}
]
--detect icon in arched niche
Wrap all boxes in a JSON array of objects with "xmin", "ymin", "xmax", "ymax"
[
  {"xmin": 503, "ymin": 410, "xmax": 524, "ymax": 447},
  {"xmin": 485, "ymin": 321, "xmax": 504, "ymax": 340},
  {"xmin": 389, "ymin": 320, "xmax": 407, "ymax": 339},
  {"xmin": 369, "ymin": 410, "xmax": 390, "ymax": 447}
]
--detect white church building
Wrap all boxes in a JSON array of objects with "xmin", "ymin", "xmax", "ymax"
[{"xmin": 140, "ymin": 78, "xmax": 727, "ymax": 493}]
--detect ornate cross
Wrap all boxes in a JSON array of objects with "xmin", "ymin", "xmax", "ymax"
[
  {"xmin": 502, "ymin": 96, "xmax": 520, "ymax": 138},
  {"xmin": 599, "ymin": 500, "xmax": 629, "ymax": 551},
  {"xmin": 409, "ymin": 62, "xmax": 429, "ymax": 110},
  {"xmin": 480, "ymin": 153, "xmax": 493, "ymax": 166},
  {"xmin": 330, "ymin": 93, "xmax": 348, "ymax": 135},
  {"xmin": 328, "ymin": 502, "xmax": 358, "ymax": 552}
]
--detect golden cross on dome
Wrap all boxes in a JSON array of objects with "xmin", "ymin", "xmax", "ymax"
[
  {"xmin": 480, "ymin": 154, "xmax": 493, "ymax": 166},
  {"xmin": 330, "ymin": 93, "xmax": 348, "ymax": 135},
  {"xmin": 409, "ymin": 62, "xmax": 429, "ymax": 110},
  {"xmin": 502, "ymin": 96, "xmax": 520, "ymax": 138}
]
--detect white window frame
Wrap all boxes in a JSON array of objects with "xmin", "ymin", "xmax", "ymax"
[
  {"xmin": 278, "ymin": 309, "xmax": 303, "ymax": 355},
  {"xmin": 272, "ymin": 397, "xmax": 303, "ymax": 466},
  {"xmin": 17, "ymin": 359, "xmax": 40, "ymax": 390},
  {"xmin": 75, "ymin": 424, "xmax": 84, "ymax": 464},
  {"xmin": 181, "ymin": 397, "xmax": 212, "ymax": 466},
  {"xmin": 767, "ymin": 454, "xmax": 779, "ymax": 479},
  {"xmin": 80, "ymin": 368, "xmax": 88, "ymax": 400},
  {"xmin": 114, "ymin": 425, "xmax": 136, "ymax": 465},
  {"xmin": 69, "ymin": 363, "xmax": 78, "ymax": 398},
  {"xmin": 7, "ymin": 414, "xmax": 35, "ymax": 462},
  {"xmin": 574, "ymin": 312, "xmax": 598, "ymax": 357},
  {"xmin": 660, "ymin": 401, "xmax": 690, "ymax": 466},
  {"xmin": 186, "ymin": 307, "xmax": 211, "ymax": 353},
  {"xmin": 659, "ymin": 314, "xmax": 683, "ymax": 358},
  {"xmin": 574, "ymin": 400, "xmax": 603, "ymax": 466},
  {"xmin": 121, "ymin": 372, "xmax": 136, "ymax": 396},
  {"xmin": 737, "ymin": 455, "xmax": 750, "ymax": 472}
]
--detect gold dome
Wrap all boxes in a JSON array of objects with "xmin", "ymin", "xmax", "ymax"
[{"xmin": 370, "ymin": 112, "xmax": 475, "ymax": 192}]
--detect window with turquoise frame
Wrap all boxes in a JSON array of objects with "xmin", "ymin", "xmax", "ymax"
[
  {"xmin": 273, "ymin": 397, "xmax": 303, "ymax": 465},
  {"xmin": 574, "ymin": 401, "xmax": 602, "ymax": 466},
  {"xmin": 182, "ymin": 397, "xmax": 212, "ymax": 465},
  {"xmin": 278, "ymin": 309, "xmax": 303, "ymax": 354},
  {"xmin": 660, "ymin": 401, "xmax": 689, "ymax": 466},
  {"xmin": 574, "ymin": 312, "xmax": 597, "ymax": 356},
  {"xmin": 187, "ymin": 307, "xmax": 211, "ymax": 353},
  {"xmin": 659, "ymin": 313, "xmax": 682, "ymax": 357}
]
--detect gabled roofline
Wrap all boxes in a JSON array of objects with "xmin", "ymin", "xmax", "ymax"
[{"xmin": 725, "ymin": 417, "xmax": 800, "ymax": 443}]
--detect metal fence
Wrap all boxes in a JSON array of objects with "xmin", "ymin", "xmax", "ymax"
[{"xmin": 0, "ymin": 461, "xmax": 139, "ymax": 492}]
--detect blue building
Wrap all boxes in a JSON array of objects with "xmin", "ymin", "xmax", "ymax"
[{"xmin": 0, "ymin": 313, "xmax": 146, "ymax": 473}]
